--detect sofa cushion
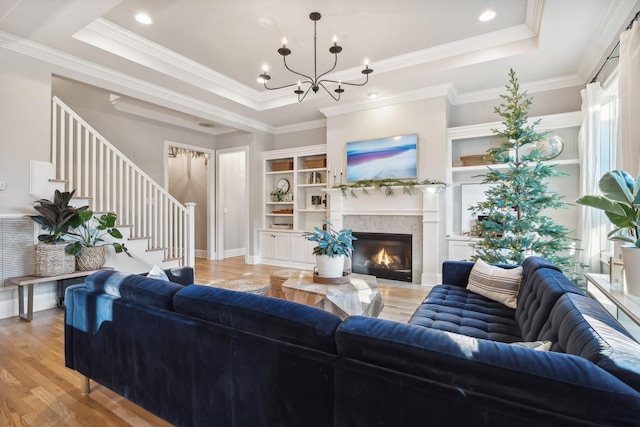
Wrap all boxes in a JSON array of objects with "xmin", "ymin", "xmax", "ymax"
[
  {"xmin": 515, "ymin": 267, "xmax": 584, "ymax": 341},
  {"xmin": 85, "ymin": 270, "xmax": 183, "ymax": 311},
  {"xmin": 466, "ymin": 259, "xmax": 523, "ymax": 308},
  {"xmin": 540, "ymin": 293, "xmax": 640, "ymax": 391},
  {"xmin": 408, "ymin": 284, "xmax": 522, "ymax": 342},
  {"xmin": 336, "ymin": 316, "xmax": 640, "ymax": 425},
  {"xmin": 173, "ymin": 284, "xmax": 342, "ymax": 353}
]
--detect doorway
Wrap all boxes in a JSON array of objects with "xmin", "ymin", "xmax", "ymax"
[
  {"xmin": 165, "ymin": 141, "xmax": 215, "ymax": 260},
  {"xmin": 216, "ymin": 147, "xmax": 248, "ymax": 260}
]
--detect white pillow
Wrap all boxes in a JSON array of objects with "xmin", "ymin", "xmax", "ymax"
[
  {"xmin": 466, "ymin": 259, "xmax": 523, "ymax": 309},
  {"xmin": 147, "ymin": 265, "xmax": 170, "ymax": 281},
  {"xmin": 511, "ymin": 340, "xmax": 553, "ymax": 351}
]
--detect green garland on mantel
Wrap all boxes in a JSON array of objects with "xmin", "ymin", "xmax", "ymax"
[{"xmin": 332, "ymin": 178, "xmax": 446, "ymax": 198}]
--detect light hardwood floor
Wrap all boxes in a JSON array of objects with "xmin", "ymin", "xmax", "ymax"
[{"xmin": 0, "ymin": 257, "xmax": 430, "ymax": 426}]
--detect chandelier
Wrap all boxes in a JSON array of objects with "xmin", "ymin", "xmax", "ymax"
[{"xmin": 258, "ymin": 12, "xmax": 373, "ymax": 102}]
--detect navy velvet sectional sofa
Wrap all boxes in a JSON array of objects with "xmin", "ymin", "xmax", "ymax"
[{"xmin": 64, "ymin": 257, "xmax": 640, "ymax": 427}]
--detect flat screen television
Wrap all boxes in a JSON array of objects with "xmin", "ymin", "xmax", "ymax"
[{"xmin": 346, "ymin": 134, "xmax": 418, "ymax": 181}]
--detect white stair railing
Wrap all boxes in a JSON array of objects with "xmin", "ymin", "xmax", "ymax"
[{"xmin": 51, "ymin": 96, "xmax": 195, "ymax": 267}]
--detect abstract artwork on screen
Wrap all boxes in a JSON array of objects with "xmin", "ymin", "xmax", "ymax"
[{"xmin": 346, "ymin": 134, "xmax": 418, "ymax": 181}]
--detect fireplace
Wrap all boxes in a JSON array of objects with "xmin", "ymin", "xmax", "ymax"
[{"xmin": 351, "ymin": 232, "xmax": 412, "ymax": 282}]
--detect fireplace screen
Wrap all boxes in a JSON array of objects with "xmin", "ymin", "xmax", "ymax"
[{"xmin": 351, "ymin": 232, "xmax": 412, "ymax": 282}]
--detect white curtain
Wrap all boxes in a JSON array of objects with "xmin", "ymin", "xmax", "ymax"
[
  {"xmin": 618, "ymin": 22, "xmax": 640, "ymax": 176},
  {"xmin": 577, "ymin": 83, "xmax": 603, "ymax": 272}
]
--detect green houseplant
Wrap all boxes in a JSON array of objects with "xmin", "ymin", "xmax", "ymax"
[
  {"xmin": 29, "ymin": 190, "xmax": 89, "ymax": 276},
  {"xmin": 303, "ymin": 220, "xmax": 356, "ymax": 278},
  {"xmin": 65, "ymin": 210, "xmax": 131, "ymax": 271},
  {"xmin": 576, "ymin": 170, "xmax": 640, "ymax": 295}
]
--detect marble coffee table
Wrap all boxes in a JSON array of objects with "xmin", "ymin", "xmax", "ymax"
[{"xmin": 282, "ymin": 273, "xmax": 384, "ymax": 319}]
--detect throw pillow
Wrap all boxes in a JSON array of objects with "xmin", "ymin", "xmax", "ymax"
[
  {"xmin": 147, "ymin": 265, "xmax": 170, "ymax": 281},
  {"xmin": 466, "ymin": 259, "xmax": 523, "ymax": 309},
  {"xmin": 511, "ymin": 340, "xmax": 553, "ymax": 351}
]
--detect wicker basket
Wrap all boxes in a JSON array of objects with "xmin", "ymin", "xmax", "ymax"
[
  {"xmin": 76, "ymin": 246, "xmax": 106, "ymax": 271},
  {"xmin": 34, "ymin": 244, "xmax": 76, "ymax": 277},
  {"xmin": 303, "ymin": 157, "xmax": 326, "ymax": 169},
  {"xmin": 460, "ymin": 154, "xmax": 494, "ymax": 166},
  {"xmin": 271, "ymin": 160, "xmax": 293, "ymax": 171}
]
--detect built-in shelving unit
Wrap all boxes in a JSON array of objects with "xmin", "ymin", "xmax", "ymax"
[
  {"xmin": 445, "ymin": 111, "xmax": 582, "ymax": 260},
  {"xmin": 260, "ymin": 145, "xmax": 328, "ymax": 268}
]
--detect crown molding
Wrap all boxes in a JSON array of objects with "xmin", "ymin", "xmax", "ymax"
[
  {"xmin": 0, "ymin": 30, "xmax": 273, "ymax": 134},
  {"xmin": 452, "ymin": 74, "xmax": 584, "ymax": 105},
  {"xmin": 110, "ymin": 96, "xmax": 238, "ymax": 136},
  {"xmin": 273, "ymin": 119, "xmax": 327, "ymax": 135},
  {"xmin": 576, "ymin": 0, "xmax": 639, "ymax": 82},
  {"xmin": 74, "ymin": 18, "xmax": 263, "ymax": 109},
  {"xmin": 320, "ymin": 84, "xmax": 454, "ymax": 117}
]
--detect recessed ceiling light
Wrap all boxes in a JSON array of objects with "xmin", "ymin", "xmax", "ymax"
[
  {"xmin": 198, "ymin": 122, "xmax": 215, "ymax": 128},
  {"xmin": 368, "ymin": 92, "xmax": 378, "ymax": 99},
  {"xmin": 478, "ymin": 10, "xmax": 496, "ymax": 22},
  {"xmin": 135, "ymin": 12, "xmax": 152, "ymax": 25}
]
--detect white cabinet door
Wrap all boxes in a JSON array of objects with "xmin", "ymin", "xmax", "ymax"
[
  {"xmin": 290, "ymin": 233, "xmax": 316, "ymax": 264},
  {"xmin": 448, "ymin": 239, "xmax": 475, "ymax": 261},
  {"xmin": 259, "ymin": 231, "xmax": 290, "ymax": 260}
]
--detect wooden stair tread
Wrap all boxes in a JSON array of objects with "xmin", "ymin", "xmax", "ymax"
[
  {"xmin": 128, "ymin": 236, "xmax": 151, "ymax": 241},
  {"xmin": 48, "ymin": 178, "xmax": 67, "ymax": 183},
  {"xmin": 146, "ymin": 247, "xmax": 166, "ymax": 252}
]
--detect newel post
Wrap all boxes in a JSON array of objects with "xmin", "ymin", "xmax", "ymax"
[{"xmin": 185, "ymin": 202, "xmax": 196, "ymax": 267}]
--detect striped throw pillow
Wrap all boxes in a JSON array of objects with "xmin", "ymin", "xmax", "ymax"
[{"xmin": 466, "ymin": 259, "xmax": 523, "ymax": 309}]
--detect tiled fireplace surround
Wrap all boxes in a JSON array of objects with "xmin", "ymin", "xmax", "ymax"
[{"xmin": 325, "ymin": 186, "xmax": 445, "ymax": 285}]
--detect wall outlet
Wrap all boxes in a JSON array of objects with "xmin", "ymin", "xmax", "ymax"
[{"xmin": 0, "ymin": 181, "xmax": 6, "ymax": 190}]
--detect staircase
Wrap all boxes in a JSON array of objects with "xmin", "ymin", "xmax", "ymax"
[{"xmin": 30, "ymin": 96, "xmax": 195, "ymax": 273}]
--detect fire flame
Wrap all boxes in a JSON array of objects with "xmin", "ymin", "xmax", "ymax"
[{"xmin": 374, "ymin": 248, "xmax": 392, "ymax": 268}]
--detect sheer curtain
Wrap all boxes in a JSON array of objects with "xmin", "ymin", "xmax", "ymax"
[
  {"xmin": 618, "ymin": 22, "xmax": 640, "ymax": 176},
  {"xmin": 577, "ymin": 83, "xmax": 603, "ymax": 272}
]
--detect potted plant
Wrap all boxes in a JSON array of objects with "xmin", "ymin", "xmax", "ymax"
[
  {"xmin": 303, "ymin": 220, "xmax": 356, "ymax": 278},
  {"xmin": 29, "ymin": 190, "xmax": 89, "ymax": 276},
  {"xmin": 65, "ymin": 210, "xmax": 131, "ymax": 271},
  {"xmin": 576, "ymin": 170, "xmax": 640, "ymax": 295}
]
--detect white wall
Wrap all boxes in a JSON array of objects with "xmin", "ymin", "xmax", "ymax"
[
  {"xmin": 274, "ymin": 127, "xmax": 326, "ymax": 150},
  {"xmin": 0, "ymin": 50, "xmax": 54, "ymax": 213},
  {"xmin": 326, "ymin": 97, "xmax": 449, "ymax": 183}
]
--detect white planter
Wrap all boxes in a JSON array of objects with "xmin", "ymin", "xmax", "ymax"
[
  {"xmin": 621, "ymin": 245, "xmax": 640, "ymax": 296},
  {"xmin": 316, "ymin": 254, "xmax": 345, "ymax": 278}
]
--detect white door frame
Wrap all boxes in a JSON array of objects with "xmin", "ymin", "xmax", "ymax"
[
  {"xmin": 215, "ymin": 146, "xmax": 249, "ymax": 261},
  {"xmin": 164, "ymin": 140, "xmax": 216, "ymax": 260}
]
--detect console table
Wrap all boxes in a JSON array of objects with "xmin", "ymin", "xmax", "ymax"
[
  {"xmin": 282, "ymin": 273, "xmax": 384, "ymax": 319},
  {"xmin": 6, "ymin": 269, "xmax": 108, "ymax": 321},
  {"xmin": 585, "ymin": 273, "xmax": 640, "ymax": 340}
]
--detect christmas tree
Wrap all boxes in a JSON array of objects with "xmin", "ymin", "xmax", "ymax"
[{"xmin": 470, "ymin": 69, "xmax": 575, "ymax": 269}]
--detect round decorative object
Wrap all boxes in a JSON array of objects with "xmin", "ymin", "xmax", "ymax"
[
  {"xmin": 76, "ymin": 246, "xmax": 106, "ymax": 271},
  {"xmin": 536, "ymin": 135, "xmax": 564, "ymax": 160},
  {"xmin": 276, "ymin": 178, "xmax": 290, "ymax": 193}
]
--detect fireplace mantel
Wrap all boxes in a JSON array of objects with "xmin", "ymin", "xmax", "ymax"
[{"xmin": 325, "ymin": 185, "xmax": 445, "ymax": 285}]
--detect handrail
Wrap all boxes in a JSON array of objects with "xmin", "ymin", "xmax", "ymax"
[{"xmin": 51, "ymin": 96, "xmax": 194, "ymax": 267}]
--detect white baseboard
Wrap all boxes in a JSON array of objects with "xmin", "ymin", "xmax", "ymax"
[
  {"xmin": 224, "ymin": 248, "xmax": 246, "ymax": 258},
  {"xmin": 0, "ymin": 283, "xmax": 58, "ymax": 320}
]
